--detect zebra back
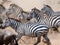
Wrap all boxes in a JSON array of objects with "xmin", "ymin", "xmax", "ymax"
[{"xmin": 41, "ymin": 5, "xmax": 60, "ymax": 16}]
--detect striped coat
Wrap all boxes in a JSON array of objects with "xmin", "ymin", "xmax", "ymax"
[
  {"xmin": 29, "ymin": 8, "xmax": 60, "ymax": 32},
  {"xmin": 0, "ymin": 18, "xmax": 51, "ymax": 45}
]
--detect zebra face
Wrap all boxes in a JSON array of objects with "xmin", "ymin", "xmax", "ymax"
[
  {"xmin": 28, "ymin": 8, "xmax": 37, "ymax": 19},
  {"xmin": 18, "ymin": 11, "xmax": 31, "ymax": 20},
  {"xmin": 41, "ymin": 5, "xmax": 53, "ymax": 16},
  {"xmin": 29, "ymin": 10, "xmax": 39, "ymax": 19},
  {"xmin": 41, "ymin": 6, "xmax": 48, "ymax": 14}
]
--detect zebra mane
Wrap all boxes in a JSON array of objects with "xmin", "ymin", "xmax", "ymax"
[
  {"xmin": 32, "ymin": 7, "xmax": 41, "ymax": 13},
  {"xmin": 10, "ymin": 4, "xmax": 18, "ymax": 7},
  {"xmin": 45, "ymin": 5, "xmax": 53, "ymax": 11},
  {"xmin": 9, "ymin": 18, "xmax": 21, "ymax": 23},
  {"xmin": 21, "ymin": 11, "xmax": 29, "ymax": 14}
]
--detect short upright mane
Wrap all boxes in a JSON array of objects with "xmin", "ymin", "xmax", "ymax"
[
  {"xmin": 32, "ymin": 7, "xmax": 41, "ymax": 12},
  {"xmin": 9, "ymin": 18, "xmax": 21, "ymax": 23},
  {"xmin": 45, "ymin": 5, "xmax": 52, "ymax": 10}
]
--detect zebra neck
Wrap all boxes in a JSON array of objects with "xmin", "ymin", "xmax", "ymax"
[
  {"xmin": 46, "ymin": 9, "xmax": 54, "ymax": 16},
  {"xmin": 11, "ymin": 21, "xmax": 20, "ymax": 31}
]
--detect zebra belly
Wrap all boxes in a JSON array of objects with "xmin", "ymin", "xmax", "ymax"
[{"xmin": 24, "ymin": 28, "xmax": 32, "ymax": 36}]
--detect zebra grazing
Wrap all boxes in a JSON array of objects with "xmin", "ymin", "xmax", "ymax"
[
  {"xmin": 6, "ymin": 3, "xmax": 23, "ymax": 19},
  {"xmin": 0, "ymin": 30, "xmax": 18, "ymax": 45},
  {"xmin": 41, "ymin": 5, "xmax": 60, "ymax": 16},
  {"xmin": 0, "ymin": 18, "xmax": 51, "ymax": 45},
  {"xmin": 28, "ymin": 7, "xmax": 60, "ymax": 32}
]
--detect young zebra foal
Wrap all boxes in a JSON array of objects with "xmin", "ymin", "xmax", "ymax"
[{"xmin": 0, "ymin": 18, "xmax": 51, "ymax": 45}]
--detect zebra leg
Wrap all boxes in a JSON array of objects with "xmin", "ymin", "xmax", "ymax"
[
  {"xmin": 34, "ymin": 33, "xmax": 41, "ymax": 45},
  {"xmin": 43, "ymin": 34, "xmax": 51, "ymax": 45},
  {"xmin": 13, "ymin": 39, "xmax": 18, "ymax": 45},
  {"xmin": 10, "ymin": 40, "xmax": 18, "ymax": 45},
  {"xmin": 15, "ymin": 40, "xmax": 18, "ymax": 45},
  {"xmin": 16, "ymin": 33, "xmax": 22, "ymax": 41}
]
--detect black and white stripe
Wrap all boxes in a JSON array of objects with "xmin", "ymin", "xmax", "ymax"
[
  {"xmin": 0, "ymin": 18, "xmax": 51, "ymax": 45},
  {"xmin": 29, "ymin": 8, "xmax": 60, "ymax": 32}
]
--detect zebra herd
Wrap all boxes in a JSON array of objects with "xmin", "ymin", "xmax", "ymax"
[{"xmin": 0, "ymin": 3, "xmax": 60, "ymax": 45}]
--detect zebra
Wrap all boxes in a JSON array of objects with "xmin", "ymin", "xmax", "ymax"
[
  {"xmin": 17, "ymin": 10, "xmax": 38, "ymax": 23},
  {"xmin": 0, "ymin": 29, "xmax": 18, "ymax": 45},
  {"xmin": 6, "ymin": 3, "xmax": 23, "ymax": 19},
  {"xmin": 27, "ymin": 7, "xmax": 60, "ymax": 32},
  {"xmin": 41, "ymin": 5, "xmax": 60, "ymax": 16},
  {"xmin": 0, "ymin": 18, "xmax": 51, "ymax": 45},
  {"xmin": 17, "ymin": 11, "xmax": 32, "ymax": 23}
]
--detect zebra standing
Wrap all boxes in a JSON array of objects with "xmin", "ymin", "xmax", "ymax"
[
  {"xmin": 0, "ymin": 18, "xmax": 51, "ymax": 45},
  {"xmin": 27, "ymin": 7, "xmax": 60, "ymax": 32},
  {"xmin": 41, "ymin": 5, "xmax": 60, "ymax": 16}
]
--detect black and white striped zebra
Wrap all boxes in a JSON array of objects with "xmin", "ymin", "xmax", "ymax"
[
  {"xmin": 28, "ymin": 8, "xmax": 60, "ymax": 32},
  {"xmin": 0, "ymin": 18, "xmax": 51, "ymax": 45},
  {"xmin": 6, "ymin": 4, "xmax": 23, "ymax": 19},
  {"xmin": 41, "ymin": 5, "xmax": 60, "ymax": 16}
]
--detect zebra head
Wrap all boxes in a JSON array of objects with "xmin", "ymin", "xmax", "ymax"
[
  {"xmin": 41, "ymin": 5, "xmax": 54, "ymax": 16},
  {"xmin": 6, "ymin": 4, "xmax": 23, "ymax": 16},
  {"xmin": 17, "ymin": 11, "xmax": 32, "ymax": 20},
  {"xmin": 28, "ymin": 7, "xmax": 41, "ymax": 21}
]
